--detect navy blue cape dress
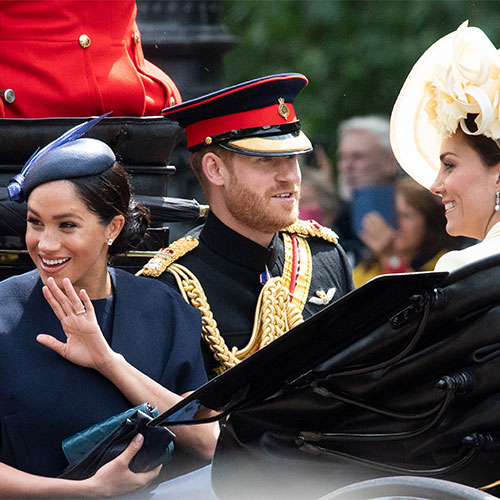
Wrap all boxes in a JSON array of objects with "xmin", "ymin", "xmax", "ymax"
[{"xmin": 0, "ymin": 267, "xmax": 205, "ymax": 477}]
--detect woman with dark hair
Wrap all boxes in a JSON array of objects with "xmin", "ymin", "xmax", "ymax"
[
  {"xmin": 0, "ymin": 121, "xmax": 218, "ymax": 498},
  {"xmin": 390, "ymin": 21, "xmax": 500, "ymax": 272},
  {"xmin": 352, "ymin": 176, "xmax": 459, "ymax": 286}
]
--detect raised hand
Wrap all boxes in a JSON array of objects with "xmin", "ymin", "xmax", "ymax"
[
  {"xmin": 359, "ymin": 211, "xmax": 396, "ymax": 258},
  {"xmin": 37, "ymin": 277, "xmax": 116, "ymax": 371}
]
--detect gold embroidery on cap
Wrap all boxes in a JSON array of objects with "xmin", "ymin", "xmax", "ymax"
[{"xmin": 278, "ymin": 98, "xmax": 290, "ymax": 120}]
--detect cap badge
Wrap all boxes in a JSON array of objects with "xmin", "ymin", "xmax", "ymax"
[{"xmin": 278, "ymin": 98, "xmax": 290, "ymax": 120}]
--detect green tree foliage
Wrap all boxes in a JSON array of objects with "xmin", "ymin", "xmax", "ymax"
[{"xmin": 221, "ymin": 0, "xmax": 500, "ymax": 165}]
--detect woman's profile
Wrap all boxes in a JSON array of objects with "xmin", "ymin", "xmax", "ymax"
[
  {"xmin": 391, "ymin": 21, "xmax": 500, "ymax": 271},
  {"xmin": 0, "ymin": 118, "xmax": 218, "ymax": 498}
]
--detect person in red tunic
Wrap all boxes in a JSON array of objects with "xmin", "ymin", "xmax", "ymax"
[{"xmin": 0, "ymin": 0, "xmax": 181, "ymax": 118}]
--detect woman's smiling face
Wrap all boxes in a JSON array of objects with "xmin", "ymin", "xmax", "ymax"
[
  {"xmin": 26, "ymin": 180, "xmax": 114, "ymax": 297},
  {"xmin": 431, "ymin": 131, "xmax": 500, "ymax": 240}
]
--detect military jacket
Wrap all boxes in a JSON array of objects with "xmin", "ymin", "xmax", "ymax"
[{"xmin": 147, "ymin": 213, "xmax": 354, "ymax": 375}]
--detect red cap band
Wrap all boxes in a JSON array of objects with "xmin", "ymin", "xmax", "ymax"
[{"xmin": 185, "ymin": 103, "xmax": 297, "ymax": 149}]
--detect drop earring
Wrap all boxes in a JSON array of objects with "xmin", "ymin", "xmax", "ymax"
[{"xmin": 495, "ymin": 192, "xmax": 500, "ymax": 212}]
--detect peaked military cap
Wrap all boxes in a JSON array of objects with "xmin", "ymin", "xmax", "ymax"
[{"xmin": 162, "ymin": 73, "xmax": 313, "ymax": 156}]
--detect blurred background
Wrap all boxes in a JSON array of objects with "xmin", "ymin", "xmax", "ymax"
[
  {"xmin": 135, "ymin": 0, "xmax": 500, "ymax": 247},
  {"xmin": 137, "ymin": 0, "xmax": 500, "ymax": 180},
  {"xmin": 0, "ymin": 0, "xmax": 490, "ymax": 277}
]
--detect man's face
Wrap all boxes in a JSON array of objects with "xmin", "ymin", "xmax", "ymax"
[
  {"xmin": 222, "ymin": 154, "xmax": 301, "ymax": 242},
  {"xmin": 337, "ymin": 130, "xmax": 389, "ymax": 190}
]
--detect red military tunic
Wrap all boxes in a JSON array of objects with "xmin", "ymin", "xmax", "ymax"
[{"xmin": 0, "ymin": 0, "xmax": 181, "ymax": 118}]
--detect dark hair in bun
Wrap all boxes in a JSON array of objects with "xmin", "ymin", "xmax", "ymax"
[{"xmin": 69, "ymin": 162, "xmax": 150, "ymax": 258}]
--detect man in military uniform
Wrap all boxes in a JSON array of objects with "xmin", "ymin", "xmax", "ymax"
[{"xmin": 138, "ymin": 73, "xmax": 354, "ymax": 376}]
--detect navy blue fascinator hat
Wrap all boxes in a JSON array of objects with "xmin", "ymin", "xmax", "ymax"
[{"xmin": 8, "ymin": 115, "xmax": 115, "ymax": 203}]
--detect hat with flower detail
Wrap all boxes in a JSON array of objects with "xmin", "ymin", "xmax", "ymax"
[
  {"xmin": 161, "ymin": 73, "xmax": 313, "ymax": 157},
  {"xmin": 390, "ymin": 21, "xmax": 500, "ymax": 189}
]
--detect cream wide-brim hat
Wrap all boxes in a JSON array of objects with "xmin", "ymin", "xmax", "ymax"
[{"xmin": 390, "ymin": 22, "xmax": 500, "ymax": 189}]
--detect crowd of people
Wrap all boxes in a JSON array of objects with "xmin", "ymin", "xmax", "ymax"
[{"xmin": 1, "ymin": 5, "xmax": 500, "ymax": 499}]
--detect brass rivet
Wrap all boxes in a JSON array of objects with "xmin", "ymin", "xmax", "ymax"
[
  {"xmin": 0, "ymin": 89, "xmax": 15, "ymax": 104},
  {"xmin": 133, "ymin": 32, "xmax": 140, "ymax": 44},
  {"xmin": 169, "ymin": 96, "xmax": 176, "ymax": 107},
  {"xmin": 204, "ymin": 137, "xmax": 213, "ymax": 145},
  {"xmin": 79, "ymin": 34, "xmax": 91, "ymax": 49}
]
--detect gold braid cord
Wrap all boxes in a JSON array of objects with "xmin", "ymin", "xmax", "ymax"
[
  {"xmin": 254, "ymin": 276, "xmax": 304, "ymax": 350},
  {"xmin": 282, "ymin": 219, "xmax": 339, "ymax": 244},
  {"xmin": 167, "ymin": 263, "xmax": 304, "ymax": 375},
  {"xmin": 136, "ymin": 236, "xmax": 199, "ymax": 277},
  {"xmin": 135, "ymin": 226, "xmax": 321, "ymax": 374}
]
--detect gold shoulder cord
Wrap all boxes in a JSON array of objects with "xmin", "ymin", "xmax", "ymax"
[
  {"xmin": 282, "ymin": 233, "xmax": 312, "ymax": 312},
  {"xmin": 282, "ymin": 219, "xmax": 339, "ymax": 244},
  {"xmin": 138, "ymin": 222, "xmax": 324, "ymax": 374},
  {"xmin": 136, "ymin": 236, "xmax": 199, "ymax": 277},
  {"xmin": 167, "ymin": 263, "xmax": 305, "ymax": 375}
]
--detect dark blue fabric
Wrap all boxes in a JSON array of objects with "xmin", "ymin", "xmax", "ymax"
[
  {"xmin": 91, "ymin": 294, "xmax": 115, "ymax": 343},
  {"xmin": 0, "ymin": 267, "xmax": 205, "ymax": 477},
  {"xmin": 162, "ymin": 73, "xmax": 307, "ymax": 124},
  {"xmin": 21, "ymin": 138, "xmax": 115, "ymax": 201}
]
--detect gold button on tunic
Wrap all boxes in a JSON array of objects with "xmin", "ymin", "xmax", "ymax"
[{"xmin": 78, "ymin": 34, "xmax": 91, "ymax": 49}]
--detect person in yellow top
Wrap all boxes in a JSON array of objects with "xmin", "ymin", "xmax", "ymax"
[{"xmin": 353, "ymin": 177, "xmax": 461, "ymax": 287}]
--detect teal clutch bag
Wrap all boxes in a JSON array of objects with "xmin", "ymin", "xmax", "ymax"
[{"xmin": 62, "ymin": 403, "xmax": 160, "ymax": 464}]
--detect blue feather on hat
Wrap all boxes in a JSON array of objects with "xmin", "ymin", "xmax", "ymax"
[{"xmin": 8, "ymin": 113, "xmax": 110, "ymax": 202}]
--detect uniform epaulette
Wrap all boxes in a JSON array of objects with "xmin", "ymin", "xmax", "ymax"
[
  {"xmin": 281, "ymin": 219, "xmax": 339, "ymax": 244},
  {"xmin": 137, "ymin": 236, "xmax": 199, "ymax": 278}
]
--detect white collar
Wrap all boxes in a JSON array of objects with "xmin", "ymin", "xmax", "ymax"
[{"xmin": 484, "ymin": 220, "xmax": 500, "ymax": 241}]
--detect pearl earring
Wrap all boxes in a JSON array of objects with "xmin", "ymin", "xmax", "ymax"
[
  {"xmin": 107, "ymin": 238, "xmax": 113, "ymax": 246},
  {"xmin": 495, "ymin": 192, "xmax": 500, "ymax": 212}
]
